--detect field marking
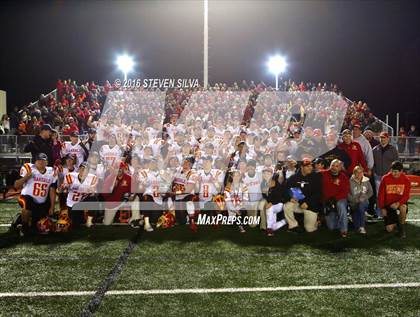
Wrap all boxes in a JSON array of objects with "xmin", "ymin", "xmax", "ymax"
[{"xmin": 1, "ymin": 283, "xmax": 420, "ymax": 298}]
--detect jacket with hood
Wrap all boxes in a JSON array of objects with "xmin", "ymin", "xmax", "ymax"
[{"xmin": 348, "ymin": 175, "xmax": 373, "ymax": 205}]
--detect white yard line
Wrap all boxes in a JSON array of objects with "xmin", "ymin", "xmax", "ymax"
[{"xmin": 1, "ymin": 283, "xmax": 420, "ymax": 298}]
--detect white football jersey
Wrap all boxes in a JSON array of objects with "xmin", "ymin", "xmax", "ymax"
[
  {"xmin": 99, "ymin": 144, "xmax": 122, "ymax": 167},
  {"xmin": 224, "ymin": 182, "xmax": 249, "ymax": 211},
  {"xmin": 64, "ymin": 172, "xmax": 97, "ymax": 208},
  {"xmin": 20, "ymin": 163, "xmax": 58, "ymax": 204},
  {"xmin": 56, "ymin": 165, "xmax": 78, "ymax": 186},
  {"xmin": 242, "ymin": 172, "xmax": 263, "ymax": 202},
  {"xmin": 61, "ymin": 141, "xmax": 85, "ymax": 167},
  {"xmin": 197, "ymin": 169, "xmax": 224, "ymax": 203},
  {"xmin": 172, "ymin": 168, "xmax": 196, "ymax": 200},
  {"xmin": 142, "ymin": 169, "xmax": 166, "ymax": 205}
]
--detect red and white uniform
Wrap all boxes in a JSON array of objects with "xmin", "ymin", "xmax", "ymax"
[
  {"xmin": 61, "ymin": 141, "xmax": 85, "ymax": 167},
  {"xmin": 142, "ymin": 170, "xmax": 166, "ymax": 205},
  {"xmin": 172, "ymin": 168, "xmax": 197, "ymax": 200},
  {"xmin": 99, "ymin": 144, "xmax": 122, "ymax": 167},
  {"xmin": 197, "ymin": 169, "xmax": 224, "ymax": 207},
  {"xmin": 63, "ymin": 172, "xmax": 97, "ymax": 208},
  {"xmin": 224, "ymin": 182, "xmax": 249, "ymax": 213},
  {"xmin": 20, "ymin": 163, "xmax": 57, "ymax": 204},
  {"xmin": 242, "ymin": 172, "xmax": 263, "ymax": 202}
]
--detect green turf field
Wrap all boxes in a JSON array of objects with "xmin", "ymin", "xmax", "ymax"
[{"xmin": 0, "ymin": 199, "xmax": 419, "ymax": 316}]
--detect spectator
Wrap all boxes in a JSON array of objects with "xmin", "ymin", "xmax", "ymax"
[
  {"xmin": 407, "ymin": 125, "xmax": 418, "ymax": 156},
  {"xmin": 397, "ymin": 127, "xmax": 406, "ymax": 153},
  {"xmin": 24, "ymin": 124, "xmax": 54, "ymax": 165},
  {"xmin": 372, "ymin": 132, "xmax": 399, "ymax": 218},
  {"xmin": 284, "ymin": 158, "xmax": 322, "ymax": 233},
  {"xmin": 338, "ymin": 129, "xmax": 368, "ymax": 176},
  {"xmin": 1, "ymin": 114, "xmax": 10, "ymax": 134},
  {"xmin": 378, "ymin": 161, "xmax": 411, "ymax": 238},
  {"xmin": 51, "ymin": 129, "xmax": 62, "ymax": 163},
  {"xmin": 363, "ymin": 129, "xmax": 379, "ymax": 149},
  {"xmin": 348, "ymin": 165, "xmax": 373, "ymax": 234},
  {"xmin": 352, "ymin": 124, "xmax": 374, "ymax": 171},
  {"xmin": 321, "ymin": 159, "xmax": 350, "ymax": 237}
]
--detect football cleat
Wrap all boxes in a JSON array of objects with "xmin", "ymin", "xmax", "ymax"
[
  {"xmin": 144, "ymin": 224, "xmax": 154, "ymax": 232},
  {"xmin": 189, "ymin": 221, "xmax": 198, "ymax": 233}
]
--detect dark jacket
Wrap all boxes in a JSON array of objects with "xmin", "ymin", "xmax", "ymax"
[
  {"xmin": 285, "ymin": 170, "xmax": 322, "ymax": 212},
  {"xmin": 372, "ymin": 143, "xmax": 398, "ymax": 177},
  {"xmin": 321, "ymin": 146, "xmax": 351, "ymax": 170},
  {"xmin": 24, "ymin": 135, "xmax": 53, "ymax": 165},
  {"xmin": 267, "ymin": 174, "xmax": 288, "ymax": 205}
]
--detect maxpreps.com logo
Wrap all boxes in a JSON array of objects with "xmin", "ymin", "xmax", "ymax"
[{"xmin": 197, "ymin": 214, "xmax": 260, "ymax": 226}]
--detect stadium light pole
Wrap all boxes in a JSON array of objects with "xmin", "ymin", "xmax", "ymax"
[
  {"xmin": 203, "ymin": 0, "xmax": 209, "ymax": 89},
  {"xmin": 116, "ymin": 54, "xmax": 135, "ymax": 81},
  {"xmin": 267, "ymin": 55, "xmax": 287, "ymax": 90}
]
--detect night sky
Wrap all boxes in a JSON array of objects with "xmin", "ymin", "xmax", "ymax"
[{"xmin": 1, "ymin": 0, "xmax": 419, "ymax": 128}]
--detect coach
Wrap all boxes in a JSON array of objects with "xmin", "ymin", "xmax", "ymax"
[
  {"xmin": 284, "ymin": 158, "xmax": 322, "ymax": 233},
  {"xmin": 24, "ymin": 124, "xmax": 54, "ymax": 165}
]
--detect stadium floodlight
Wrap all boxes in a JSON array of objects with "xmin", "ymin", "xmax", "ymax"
[
  {"xmin": 116, "ymin": 54, "xmax": 135, "ymax": 81},
  {"xmin": 267, "ymin": 55, "xmax": 287, "ymax": 90}
]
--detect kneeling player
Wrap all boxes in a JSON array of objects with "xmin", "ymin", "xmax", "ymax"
[
  {"xmin": 378, "ymin": 161, "xmax": 411, "ymax": 238},
  {"xmin": 171, "ymin": 157, "xmax": 199, "ymax": 232},
  {"xmin": 60, "ymin": 162, "xmax": 97, "ymax": 227},
  {"xmin": 224, "ymin": 169, "xmax": 249, "ymax": 233},
  {"xmin": 14, "ymin": 153, "xmax": 57, "ymax": 236}
]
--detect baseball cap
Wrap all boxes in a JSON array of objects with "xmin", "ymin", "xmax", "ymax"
[
  {"xmin": 202, "ymin": 156, "xmax": 213, "ymax": 162},
  {"xmin": 79, "ymin": 162, "xmax": 88, "ymax": 169},
  {"xmin": 40, "ymin": 124, "xmax": 53, "ymax": 131},
  {"xmin": 35, "ymin": 153, "xmax": 48, "ymax": 161},
  {"xmin": 88, "ymin": 128, "xmax": 96, "ymax": 134},
  {"xmin": 65, "ymin": 154, "xmax": 77, "ymax": 161},
  {"xmin": 301, "ymin": 157, "xmax": 312, "ymax": 166},
  {"xmin": 70, "ymin": 131, "xmax": 79, "ymax": 137},
  {"xmin": 380, "ymin": 132, "xmax": 389, "ymax": 138},
  {"xmin": 353, "ymin": 123, "xmax": 362, "ymax": 129},
  {"xmin": 342, "ymin": 129, "xmax": 352, "ymax": 136}
]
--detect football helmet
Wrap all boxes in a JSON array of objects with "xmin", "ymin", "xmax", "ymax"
[
  {"xmin": 37, "ymin": 217, "xmax": 54, "ymax": 234},
  {"xmin": 156, "ymin": 211, "xmax": 176, "ymax": 229}
]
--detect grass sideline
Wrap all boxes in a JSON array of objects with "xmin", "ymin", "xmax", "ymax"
[{"xmin": 0, "ymin": 198, "xmax": 419, "ymax": 316}]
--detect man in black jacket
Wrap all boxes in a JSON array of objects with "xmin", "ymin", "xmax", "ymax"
[
  {"xmin": 24, "ymin": 124, "xmax": 53, "ymax": 166},
  {"xmin": 266, "ymin": 172, "xmax": 288, "ymax": 236},
  {"xmin": 284, "ymin": 158, "xmax": 322, "ymax": 233}
]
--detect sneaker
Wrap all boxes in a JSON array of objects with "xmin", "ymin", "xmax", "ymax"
[
  {"xmin": 238, "ymin": 225, "xmax": 246, "ymax": 233},
  {"xmin": 16, "ymin": 224, "xmax": 25, "ymax": 237},
  {"xmin": 359, "ymin": 227, "xmax": 367, "ymax": 234},
  {"xmin": 144, "ymin": 224, "xmax": 154, "ymax": 232},
  {"xmin": 266, "ymin": 229, "xmax": 274, "ymax": 237},
  {"xmin": 129, "ymin": 219, "xmax": 142, "ymax": 229},
  {"xmin": 190, "ymin": 221, "xmax": 198, "ymax": 233},
  {"xmin": 340, "ymin": 231, "xmax": 348, "ymax": 238},
  {"xmin": 287, "ymin": 226, "xmax": 303, "ymax": 234}
]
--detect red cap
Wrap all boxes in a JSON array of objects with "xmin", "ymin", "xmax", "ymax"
[
  {"xmin": 380, "ymin": 132, "xmax": 389, "ymax": 138},
  {"xmin": 301, "ymin": 158, "xmax": 312, "ymax": 166},
  {"xmin": 119, "ymin": 162, "xmax": 128, "ymax": 170},
  {"xmin": 353, "ymin": 123, "xmax": 361, "ymax": 129}
]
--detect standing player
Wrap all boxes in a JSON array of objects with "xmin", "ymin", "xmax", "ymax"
[
  {"xmin": 61, "ymin": 132, "xmax": 85, "ymax": 168},
  {"xmin": 171, "ymin": 157, "xmax": 199, "ymax": 231},
  {"xmin": 14, "ymin": 153, "xmax": 57, "ymax": 236},
  {"xmin": 224, "ymin": 169, "xmax": 249, "ymax": 233},
  {"xmin": 100, "ymin": 134, "xmax": 122, "ymax": 168},
  {"xmin": 196, "ymin": 156, "xmax": 224, "ymax": 213},
  {"xmin": 242, "ymin": 159, "xmax": 263, "ymax": 228}
]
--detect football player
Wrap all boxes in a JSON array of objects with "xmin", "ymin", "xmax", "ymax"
[
  {"xmin": 196, "ymin": 156, "xmax": 224, "ymax": 213},
  {"xmin": 60, "ymin": 162, "xmax": 97, "ymax": 227},
  {"xmin": 61, "ymin": 131, "xmax": 85, "ymax": 167},
  {"xmin": 171, "ymin": 156, "xmax": 199, "ymax": 231},
  {"xmin": 99, "ymin": 134, "xmax": 122, "ymax": 168},
  {"xmin": 242, "ymin": 159, "xmax": 263, "ymax": 228},
  {"xmin": 224, "ymin": 169, "xmax": 249, "ymax": 233},
  {"xmin": 14, "ymin": 153, "xmax": 58, "ymax": 236}
]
